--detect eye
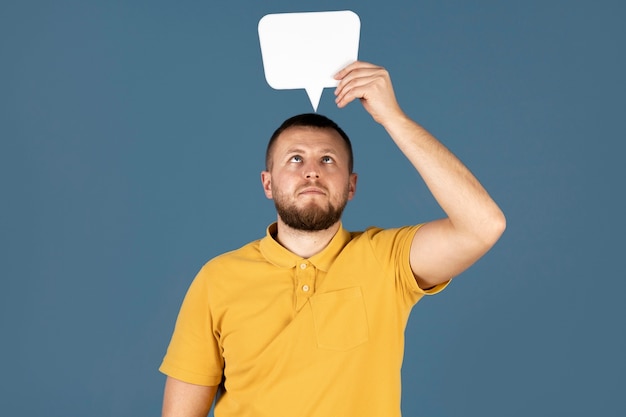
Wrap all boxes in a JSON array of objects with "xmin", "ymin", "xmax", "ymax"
[
  {"xmin": 321, "ymin": 156, "xmax": 334, "ymax": 164},
  {"xmin": 289, "ymin": 155, "xmax": 303, "ymax": 163}
]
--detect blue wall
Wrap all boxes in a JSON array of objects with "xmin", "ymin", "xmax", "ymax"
[{"xmin": 1, "ymin": 1, "xmax": 624, "ymax": 415}]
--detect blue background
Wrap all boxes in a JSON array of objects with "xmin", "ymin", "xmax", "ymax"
[{"xmin": 1, "ymin": 0, "xmax": 624, "ymax": 416}]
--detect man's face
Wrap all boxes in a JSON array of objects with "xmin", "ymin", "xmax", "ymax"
[{"xmin": 261, "ymin": 126, "xmax": 357, "ymax": 231}]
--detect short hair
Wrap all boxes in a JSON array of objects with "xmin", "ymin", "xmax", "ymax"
[{"xmin": 265, "ymin": 113, "xmax": 354, "ymax": 173}]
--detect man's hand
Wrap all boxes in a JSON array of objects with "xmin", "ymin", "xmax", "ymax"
[{"xmin": 334, "ymin": 61, "xmax": 405, "ymax": 126}]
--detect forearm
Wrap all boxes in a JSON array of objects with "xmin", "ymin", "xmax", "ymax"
[
  {"xmin": 162, "ymin": 377, "xmax": 217, "ymax": 417},
  {"xmin": 381, "ymin": 113, "xmax": 505, "ymax": 243}
]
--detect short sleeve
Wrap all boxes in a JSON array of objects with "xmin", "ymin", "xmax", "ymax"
[
  {"xmin": 365, "ymin": 225, "xmax": 449, "ymax": 303},
  {"xmin": 159, "ymin": 265, "xmax": 224, "ymax": 386}
]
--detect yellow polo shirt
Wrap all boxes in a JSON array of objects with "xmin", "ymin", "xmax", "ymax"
[{"xmin": 160, "ymin": 223, "xmax": 447, "ymax": 417}]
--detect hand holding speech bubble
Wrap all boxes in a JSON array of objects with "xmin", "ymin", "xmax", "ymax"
[{"xmin": 258, "ymin": 10, "xmax": 361, "ymax": 112}]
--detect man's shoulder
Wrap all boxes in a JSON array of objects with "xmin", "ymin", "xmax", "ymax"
[
  {"xmin": 203, "ymin": 238, "xmax": 264, "ymax": 268},
  {"xmin": 330, "ymin": 225, "xmax": 421, "ymax": 260},
  {"xmin": 186, "ymin": 238, "xmax": 263, "ymax": 287},
  {"xmin": 346, "ymin": 224, "xmax": 420, "ymax": 243}
]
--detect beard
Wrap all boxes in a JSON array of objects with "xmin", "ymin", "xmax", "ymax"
[{"xmin": 273, "ymin": 186, "xmax": 349, "ymax": 231}]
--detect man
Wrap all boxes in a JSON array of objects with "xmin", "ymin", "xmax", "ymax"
[{"xmin": 160, "ymin": 61, "xmax": 506, "ymax": 417}]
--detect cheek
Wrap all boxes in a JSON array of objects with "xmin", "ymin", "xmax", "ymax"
[{"xmin": 269, "ymin": 178, "xmax": 289, "ymax": 199}]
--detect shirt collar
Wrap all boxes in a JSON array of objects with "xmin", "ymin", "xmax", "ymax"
[{"xmin": 259, "ymin": 222, "xmax": 352, "ymax": 271}]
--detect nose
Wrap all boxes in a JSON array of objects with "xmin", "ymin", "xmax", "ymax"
[{"xmin": 303, "ymin": 161, "xmax": 320, "ymax": 179}]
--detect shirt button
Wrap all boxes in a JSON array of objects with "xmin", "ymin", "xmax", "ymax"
[
  {"xmin": 300, "ymin": 263, "xmax": 307, "ymax": 269},
  {"xmin": 302, "ymin": 285, "xmax": 310, "ymax": 292}
]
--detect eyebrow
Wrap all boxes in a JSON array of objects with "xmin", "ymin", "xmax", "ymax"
[{"xmin": 285, "ymin": 148, "xmax": 339, "ymax": 155}]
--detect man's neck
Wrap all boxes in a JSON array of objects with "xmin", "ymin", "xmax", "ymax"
[{"xmin": 274, "ymin": 220, "xmax": 341, "ymax": 259}]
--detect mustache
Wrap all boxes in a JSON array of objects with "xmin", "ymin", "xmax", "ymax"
[{"xmin": 297, "ymin": 182, "xmax": 328, "ymax": 194}]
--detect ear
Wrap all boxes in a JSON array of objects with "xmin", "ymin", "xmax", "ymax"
[
  {"xmin": 261, "ymin": 171, "xmax": 273, "ymax": 199},
  {"xmin": 347, "ymin": 172, "xmax": 358, "ymax": 201}
]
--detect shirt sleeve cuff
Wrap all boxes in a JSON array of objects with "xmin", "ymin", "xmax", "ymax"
[
  {"xmin": 159, "ymin": 362, "xmax": 223, "ymax": 387},
  {"xmin": 417, "ymin": 280, "xmax": 450, "ymax": 295}
]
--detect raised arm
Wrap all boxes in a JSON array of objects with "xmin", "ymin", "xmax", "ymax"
[
  {"xmin": 162, "ymin": 377, "xmax": 217, "ymax": 417},
  {"xmin": 334, "ymin": 61, "xmax": 506, "ymax": 289}
]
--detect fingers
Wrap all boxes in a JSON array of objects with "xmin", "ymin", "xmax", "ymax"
[
  {"xmin": 334, "ymin": 62, "xmax": 392, "ymax": 108},
  {"xmin": 333, "ymin": 61, "xmax": 404, "ymax": 124},
  {"xmin": 334, "ymin": 77, "xmax": 377, "ymax": 108},
  {"xmin": 334, "ymin": 61, "xmax": 381, "ymax": 80}
]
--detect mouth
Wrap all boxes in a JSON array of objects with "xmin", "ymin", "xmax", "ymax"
[{"xmin": 298, "ymin": 186, "xmax": 326, "ymax": 196}]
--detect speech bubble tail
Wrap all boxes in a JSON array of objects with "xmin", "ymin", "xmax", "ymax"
[{"xmin": 305, "ymin": 86, "xmax": 324, "ymax": 112}]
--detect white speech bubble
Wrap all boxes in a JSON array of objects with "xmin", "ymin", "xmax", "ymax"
[{"xmin": 258, "ymin": 10, "xmax": 361, "ymax": 112}]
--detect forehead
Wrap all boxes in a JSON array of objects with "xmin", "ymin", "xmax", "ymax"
[{"xmin": 272, "ymin": 126, "xmax": 348, "ymax": 154}]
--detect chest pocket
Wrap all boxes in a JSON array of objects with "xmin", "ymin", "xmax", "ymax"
[{"xmin": 309, "ymin": 287, "xmax": 369, "ymax": 351}]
